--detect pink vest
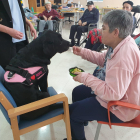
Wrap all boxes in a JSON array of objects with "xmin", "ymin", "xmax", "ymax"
[{"xmin": 4, "ymin": 66, "xmax": 47, "ymax": 86}]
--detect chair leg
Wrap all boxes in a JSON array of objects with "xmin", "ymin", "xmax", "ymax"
[
  {"xmin": 10, "ymin": 117, "xmax": 20, "ymax": 140},
  {"xmin": 63, "ymin": 101, "xmax": 72, "ymax": 140},
  {"xmin": 94, "ymin": 123, "xmax": 102, "ymax": 140}
]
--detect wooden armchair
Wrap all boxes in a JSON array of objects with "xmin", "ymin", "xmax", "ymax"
[{"xmin": 0, "ymin": 66, "xmax": 71, "ymax": 140}]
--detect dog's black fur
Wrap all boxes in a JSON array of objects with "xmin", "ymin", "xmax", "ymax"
[{"xmin": 4, "ymin": 30, "xmax": 70, "ymax": 120}]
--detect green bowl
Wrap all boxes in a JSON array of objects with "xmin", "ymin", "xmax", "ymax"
[{"xmin": 69, "ymin": 67, "xmax": 84, "ymax": 77}]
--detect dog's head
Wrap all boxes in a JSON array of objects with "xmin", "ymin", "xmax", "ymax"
[{"xmin": 41, "ymin": 30, "xmax": 70, "ymax": 57}]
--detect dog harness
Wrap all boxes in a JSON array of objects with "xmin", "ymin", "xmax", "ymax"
[{"xmin": 4, "ymin": 65, "xmax": 47, "ymax": 86}]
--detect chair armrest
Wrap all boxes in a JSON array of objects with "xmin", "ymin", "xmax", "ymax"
[
  {"xmin": 107, "ymin": 101, "xmax": 140, "ymax": 128},
  {"xmin": 88, "ymin": 23, "xmax": 97, "ymax": 32},
  {"xmin": 36, "ymin": 19, "xmax": 40, "ymax": 22},
  {"xmin": 8, "ymin": 93, "xmax": 68, "ymax": 118},
  {"xmin": 88, "ymin": 23, "xmax": 97, "ymax": 27}
]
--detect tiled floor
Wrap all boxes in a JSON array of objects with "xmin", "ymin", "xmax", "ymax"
[{"xmin": 0, "ymin": 21, "xmax": 140, "ymax": 140}]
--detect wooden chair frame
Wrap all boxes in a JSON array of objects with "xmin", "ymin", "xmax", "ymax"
[{"xmin": 0, "ymin": 91, "xmax": 72, "ymax": 140}]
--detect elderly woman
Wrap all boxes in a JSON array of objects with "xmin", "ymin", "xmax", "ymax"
[
  {"xmin": 37, "ymin": 2, "xmax": 59, "ymax": 35},
  {"xmin": 64, "ymin": 10, "xmax": 140, "ymax": 140}
]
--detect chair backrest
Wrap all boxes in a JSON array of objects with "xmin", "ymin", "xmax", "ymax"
[
  {"xmin": 132, "ymin": 5, "xmax": 140, "ymax": 14},
  {"xmin": 0, "ymin": 66, "xmax": 20, "ymax": 124},
  {"xmin": 132, "ymin": 16, "xmax": 137, "ymax": 34}
]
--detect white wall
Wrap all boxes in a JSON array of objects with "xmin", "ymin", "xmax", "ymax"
[
  {"xmin": 63, "ymin": 0, "xmax": 140, "ymax": 8},
  {"xmin": 22, "ymin": 0, "xmax": 54, "ymax": 8},
  {"xmin": 23, "ymin": 0, "xmax": 140, "ymax": 9},
  {"xmin": 22, "ymin": 0, "xmax": 29, "ymax": 8}
]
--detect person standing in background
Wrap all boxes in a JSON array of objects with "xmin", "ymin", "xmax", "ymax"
[{"xmin": 0, "ymin": 0, "xmax": 37, "ymax": 70}]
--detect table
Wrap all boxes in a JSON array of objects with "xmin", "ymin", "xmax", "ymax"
[
  {"xmin": 61, "ymin": 10, "xmax": 84, "ymax": 25},
  {"xmin": 102, "ymin": 7, "xmax": 122, "ymax": 16}
]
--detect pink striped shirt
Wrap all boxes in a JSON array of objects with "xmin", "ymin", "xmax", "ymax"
[{"xmin": 79, "ymin": 35, "xmax": 140, "ymax": 122}]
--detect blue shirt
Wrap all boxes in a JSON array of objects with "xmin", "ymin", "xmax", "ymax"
[
  {"xmin": 8, "ymin": 0, "xmax": 26, "ymax": 43},
  {"xmin": 93, "ymin": 47, "xmax": 113, "ymax": 80},
  {"xmin": 47, "ymin": 10, "xmax": 51, "ymax": 13},
  {"xmin": 91, "ymin": 47, "xmax": 113, "ymax": 94}
]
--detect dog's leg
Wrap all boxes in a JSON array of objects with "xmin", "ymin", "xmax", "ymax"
[{"xmin": 38, "ymin": 73, "xmax": 48, "ymax": 92}]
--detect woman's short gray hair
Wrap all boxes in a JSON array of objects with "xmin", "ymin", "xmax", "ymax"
[{"xmin": 102, "ymin": 10, "xmax": 133, "ymax": 38}]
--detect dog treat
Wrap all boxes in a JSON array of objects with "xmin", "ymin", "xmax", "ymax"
[{"xmin": 71, "ymin": 68, "xmax": 82, "ymax": 74}]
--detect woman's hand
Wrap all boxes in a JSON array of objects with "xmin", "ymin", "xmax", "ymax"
[
  {"xmin": 8, "ymin": 28, "xmax": 23, "ymax": 39},
  {"xmin": 48, "ymin": 16, "xmax": 53, "ymax": 21},
  {"xmin": 73, "ymin": 46, "xmax": 82, "ymax": 55},
  {"xmin": 73, "ymin": 72, "xmax": 83, "ymax": 83},
  {"xmin": 43, "ymin": 15, "xmax": 47, "ymax": 21},
  {"xmin": 26, "ymin": 18, "xmax": 37, "ymax": 39},
  {"xmin": 29, "ymin": 23, "xmax": 37, "ymax": 39}
]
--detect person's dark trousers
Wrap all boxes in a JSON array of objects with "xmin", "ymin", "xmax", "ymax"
[
  {"xmin": 38, "ymin": 32, "xmax": 43, "ymax": 36},
  {"xmin": 85, "ymin": 39, "xmax": 101, "ymax": 51},
  {"xmin": 15, "ymin": 40, "xmax": 27, "ymax": 53},
  {"xmin": 84, "ymin": 37, "xmax": 93, "ymax": 49},
  {"xmin": 69, "ymin": 25, "xmax": 88, "ymax": 45},
  {"xmin": 0, "ymin": 40, "xmax": 27, "ymax": 70},
  {"xmin": 68, "ymin": 85, "xmax": 124, "ymax": 140}
]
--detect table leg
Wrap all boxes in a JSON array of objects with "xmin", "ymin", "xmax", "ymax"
[
  {"xmin": 97, "ymin": 14, "xmax": 100, "ymax": 28},
  {"xmin": 102, "ymin": 9, "xmax": 104, "ymax": 17},
  {"xmin": 77, "ymin": 12, "xmax": 79, "ymax": 21},
  {"xmin": 60, "ymin": 19, "xmax": 63, "ymax": 35},
  {"xmin": 74, "ymin": 13, "xmax": 76, "ymax": 25}
]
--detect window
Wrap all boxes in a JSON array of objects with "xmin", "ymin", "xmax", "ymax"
[
  {"xmin": 37, "ymin": 0, "xmax": 40, "ymax": 7},
  {"xmin": 41, "ymin": 0, "xmax": 45, "ymax": 6}
]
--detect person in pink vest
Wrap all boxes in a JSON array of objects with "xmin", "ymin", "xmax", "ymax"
[{"xmin": 64, "ymin": 10, "xmax": 140, "ymax": 140}]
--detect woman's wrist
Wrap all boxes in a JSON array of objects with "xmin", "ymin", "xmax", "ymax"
[
  {"xmin": 26, "ymin": 18, "xmax": 32, "ymax": 27},
  {"xmin": 0, "ymin": 24, "xmax": 11, "ymax": 34},
  {"xmin": 27, "ymin": 21, "xmax": 32, "ymax": 27}
]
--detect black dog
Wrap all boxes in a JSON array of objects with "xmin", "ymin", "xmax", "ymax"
[{"xmin": 4, "ymin": 30, "xmax": 70, "ymax": 120}]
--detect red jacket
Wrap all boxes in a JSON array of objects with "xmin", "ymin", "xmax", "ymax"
[
  {"xmin": 37, "ymin": 9, "xmax": 59, "ymax": 20},
  {"xmin": 88, "ymin": 29, "xmax": 102, "ymax": 45}
]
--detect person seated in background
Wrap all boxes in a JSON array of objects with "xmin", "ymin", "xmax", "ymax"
[
  {"xmin": 37, "ymin": 2, "xmax": 59, "ymax": 34},
  {"xmin": 85, "ymin": 28, "xmax": 103, "ymax": 51},
  {"xmin": 85, "ymin": 0, "xmax": 135, "ymax": 51},
  {"xmin": 64, "ymin": 10, "xmax": 140, "ymax": 140},
  {"xmin": 69, "ymin": 1, "xmax": 99, "ymax": 47},
  {"xmin": 123, "ymin": 1, "xmax": 136, "ymax": 33},
  {"xmin": 123, "ymin": 0, "xmax": 133, "ymax": 12}
]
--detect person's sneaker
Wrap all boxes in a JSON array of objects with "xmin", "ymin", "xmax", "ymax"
[
  {"xmin": 84, "ymin": 121, "xmax": 89, "ymax": 126},
  {"xmin": 75, "ymin": 43, "xmax": 80, "ymax": 47},
  {"xmin": 70, "ymin": 42, "xmax": 75, "ymax": 47}
]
